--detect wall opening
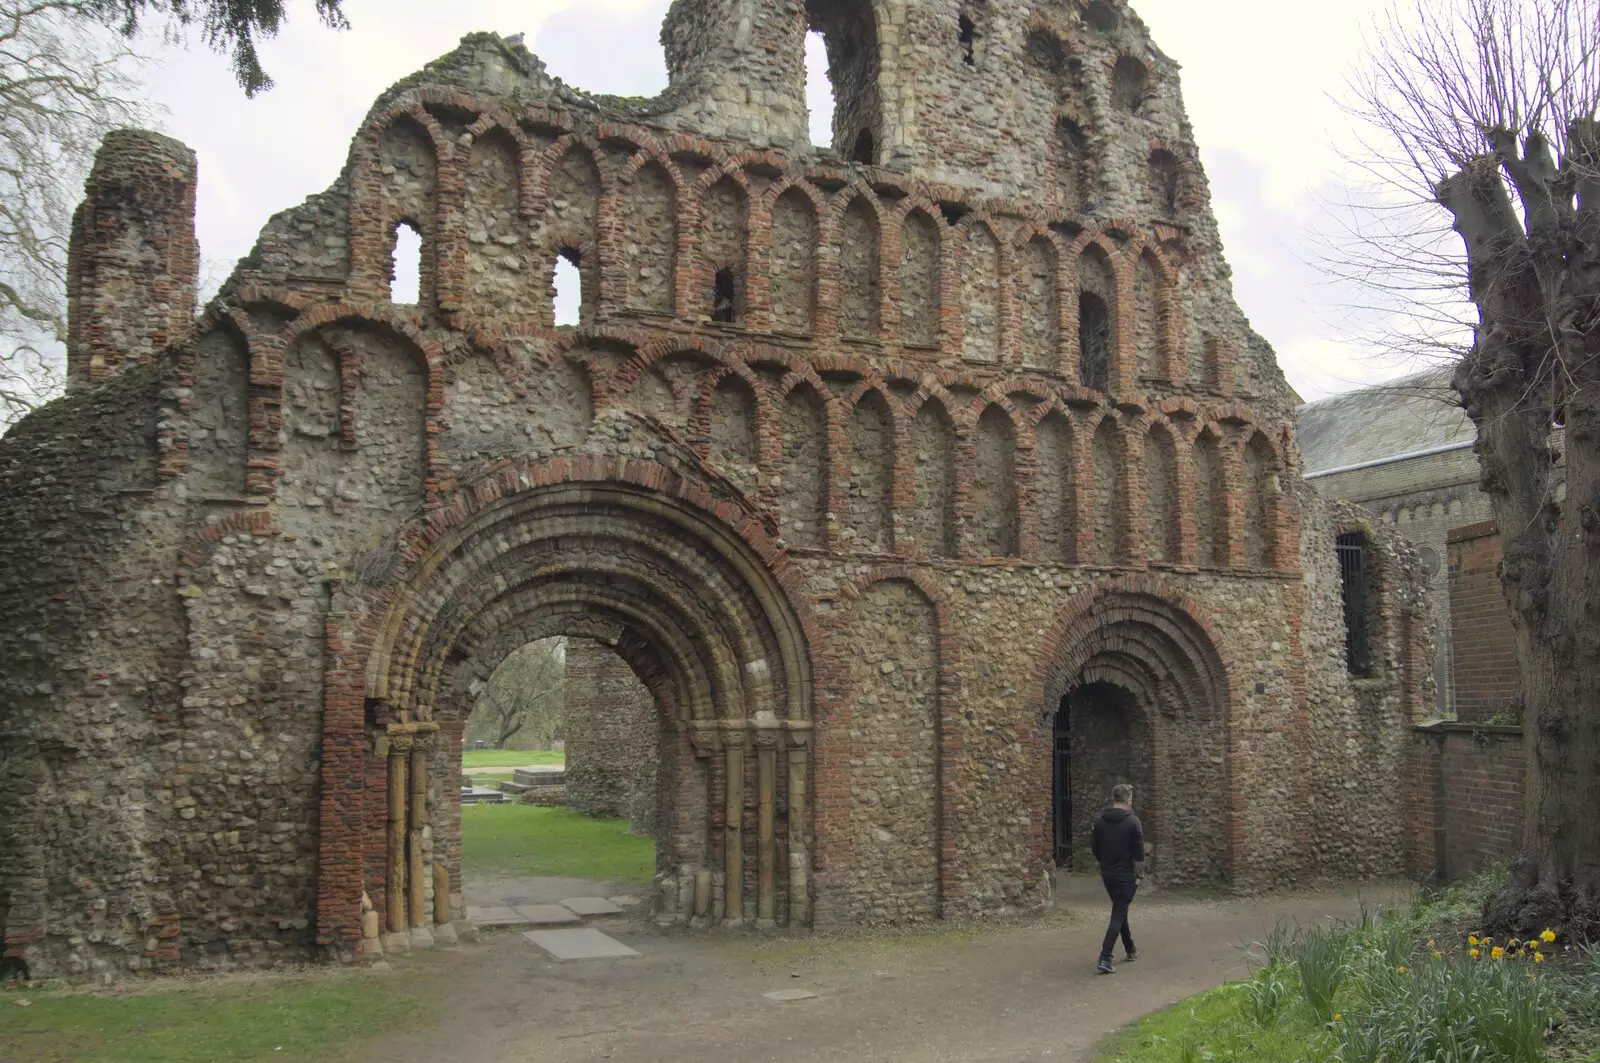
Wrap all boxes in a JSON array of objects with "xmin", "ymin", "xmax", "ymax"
[
  {"xmin": 712, "ymin": 267, "xmax": 737, "ymax": 323},
  {"xmin": 805, "ymin": 0, "xmax": 884, "ymax": 163},
  {"xmin": 1079, "ymin": 292, "xmax": 1112, "ymax": 392},
  {"xmin": 1085, "ymin": 0, "xmax": 1120, "ymax": 32},
  {"xmin": 851, "ymin": 130, "xmax": 875, "ymax": 165},
  {"xmin": 390, "ymin": 222, "xmax": 422, "ymax": 304},
  {"xmin": 1337, "ymin": 532, "xmax": 1374, "ymax": 676},
  {"xmin": 459, "ymin": 637, "xmax": 660, "ymax": 900},
  {"xmin": 1057, "ymin": 683, "xmax": 1152, "ymax": 872},
  {"xmin": 958, "ymin": 14, "xmax": 977, "ymax": 65},
  {"xmin": 553, "ymin": 251, "xmax": 582, "ymax": 327}
]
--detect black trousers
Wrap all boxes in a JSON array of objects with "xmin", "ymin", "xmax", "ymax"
[{"xmin": 1100, "ymin": 875, "xmax": 1137, "ymax": 960}]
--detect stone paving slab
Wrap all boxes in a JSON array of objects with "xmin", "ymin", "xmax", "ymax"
[
  {"xmin": 514, "ymin": 904, "xmax": 581, "ymax": 926},
  {"xmin": 763, "ymin": 989, "xmax": 818, "ymax": 1002},
  {"xmin": 607, "ymin": 896, "xmax": 643, "ymax": 908},
  {"xmin": 464, "ymin": 906, "xmax": 528, "ymax": 927},
  {"xmin": 560, "ymin": 896, "xmax": 624, "ymax": 917},
  {"xmin": 523, "ymin": 927, "xmax": 639, "ymax": 960}
]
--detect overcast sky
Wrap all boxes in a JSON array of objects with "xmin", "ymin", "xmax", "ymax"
[{"xmin": 134, "ymin": 0, "xmax": 1439, "ymax": 402}]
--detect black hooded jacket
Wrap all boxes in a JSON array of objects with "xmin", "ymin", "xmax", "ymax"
[{"xmin": 1090, "ymin": 806, "xmax": 1145, "ymax": 879}]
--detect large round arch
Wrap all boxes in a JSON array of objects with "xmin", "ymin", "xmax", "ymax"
[
  {"xmin": 313, "ymin": 459, "xmax": 818, "ymax": 954},
  {"xmin": 1032, "ymin": 584, "xmax": 1232, "ymax": 885}
]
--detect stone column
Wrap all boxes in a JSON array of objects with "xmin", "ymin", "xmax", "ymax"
[
  {"xmin": 688, "ymin": 722, "xmax": 724, "ymax": 922},
  {"xmin": 724, "ymin": 728, "xmax": 745, "ymax": 926},
  {"xmin": 385, "ymin": 739, "xmax": 408, "ymax": 940},
  {"xmin": 408, "ymin": 743, "xmax": 431, "ymax": 944},
  {"xmin": 786, "ymin": 725, "xmax": 812, "ymax": 929},
  {"xmin": 753, "ymin": 714, "xmax": 781, "ymax": 928}
]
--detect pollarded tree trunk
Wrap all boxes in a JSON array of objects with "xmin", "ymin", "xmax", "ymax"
[{"xmin": 1439, "ymin": 123, "xmax": 1600, "ymax": 937}]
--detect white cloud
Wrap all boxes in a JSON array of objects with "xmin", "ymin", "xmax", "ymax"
[{"xmin": 130, "ymin": 0, "xmax": 1439, "ymax": 401}]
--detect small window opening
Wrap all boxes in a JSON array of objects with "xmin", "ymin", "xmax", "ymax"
[
  {"xmin": 958, "ymin": 14, "xmax": 977, "ymax": 65},
  {"xmin": 1085, "ymin": 0, "xmax": 1120, "ymax": 32},
  {"xmin": 804, "ymin": 30, "xmax": 835, "ymax": 150},
  {"xmin": 390, "ymin": 223, "xmax": 422, "ymax": 304},
  {"xmin": 1337, "ymin": 532, "xmax": 1373, "ymax": 676},
  {"xmin": 712, "ymin": 267, "xmax": 737, "ymax": 323},
  {"xmin": 850, "ymin": 130, "xmax": 875, "ymax": 165},
  {"xmin": 553, "ymin": 251, "xmax": 581, "ymax": 327},
  {"xmin": 1079, "ymin": 292, "xmax": 1111, "ymax": 392}
]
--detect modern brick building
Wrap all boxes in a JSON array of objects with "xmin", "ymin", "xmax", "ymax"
[{"xmin": 1, "ymin": 0, "xmax": 1436, "ymax": 977}]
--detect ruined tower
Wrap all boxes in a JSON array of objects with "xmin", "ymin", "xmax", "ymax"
[
  {"xmin": 0, "ymin": 0, "xmax": 1435, "ymax": 978},
  {"xmin": 65, "ymin": 130, "xmax": 199, "ymax": 387}
]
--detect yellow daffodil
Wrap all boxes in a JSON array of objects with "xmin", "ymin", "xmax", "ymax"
[
  {"xmin": 1535, "ymin": 952, "xmax": 1545, "ymax": 963},
  {"xmin": 1470, "ymin": 948, "xmax": 1481, "ymax": 959},
  {"xmin": 1427, "ymin": 938, "xmax": 1436, "ymax": 947},
  {"xmin": 1509, "ymin": 938, "xmax": 1521, "ymax": 949},
  {"xmin": 1333, "ymin": 1013, "xmax": 1342, "ymax": 1022},
  {"xmin": 1492, "ymin": 946, "xmax": 1506, "ymax": 960},
  {"xmin": 1395, "ymin": 965, "xmax": 1407, "ymax": 974},
  {"xmin": 1468, "ymin": 935, "xmax": 1480, "ymax": 946},
  {"xmin": 1431, "ymin": 950, "xmax": 1442, "ymax": 959},
  {"xmin": 1541, "ymin": 929, "xmax": 1557, "ymax": 943}
]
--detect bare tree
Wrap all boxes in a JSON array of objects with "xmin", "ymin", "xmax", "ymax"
[
  {"xmin": 466, "ymin": 639, "xmax": 566, "ymax": 750},
  {"xmin": 1347, "ymin": 0, "xmax": 1600, "ymax": 935},
  {"xmin": 1, "ymin": 1, "xmax": 147, "ymax": 425}
]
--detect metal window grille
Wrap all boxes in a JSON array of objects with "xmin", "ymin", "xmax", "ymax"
[{"xmin": 1336, "ymin": 533, "xmax": 1371, "ymax": 676}]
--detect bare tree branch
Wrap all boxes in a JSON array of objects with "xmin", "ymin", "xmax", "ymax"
[{"xmin": 0, "ymin": 0, "xmax": 151, "ymax": 428}]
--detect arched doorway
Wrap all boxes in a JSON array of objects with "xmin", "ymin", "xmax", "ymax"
[
  {"xmin": 1052, "ymin": 682, "xmax": 1154, "ymax": 872},
  {"xmin": 1037, "ymin": 588, "xmax": 1231, "ymax": 886},
  {"xmin": 313, "ymin": 466, "xmax": 817, "ymax": 955}
]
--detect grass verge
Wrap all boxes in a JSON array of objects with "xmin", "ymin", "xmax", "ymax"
[
  {"xmin": 0, "ymin": 972, "xmax": 421, "ymax": 1063},
  {"xmin": 462, "ymin": 749, "xmax": 563, "ymax": 769},
  {"xmin": 461, "ymin": 804, "xmax": 654, "ymax": 882},
  {"xmin": 1094, "ymin": 870, "xmax": 1600, "ymax": 1063}
]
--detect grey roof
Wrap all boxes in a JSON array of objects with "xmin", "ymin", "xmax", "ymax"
[{"xmin": 1295, "ymin": 367, "xmax": 1475, "ymax": 475}]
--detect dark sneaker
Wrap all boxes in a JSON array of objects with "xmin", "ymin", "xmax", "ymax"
[
  {"xmin": 1097, "ymin": 958, "xmax": 1115, "ymax": 975},
  {"xmin": 1125, "ymin": 948, "xmax": 1139, "ymax": 962}
]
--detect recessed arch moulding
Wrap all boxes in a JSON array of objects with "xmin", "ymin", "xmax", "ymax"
[{"xmin": 0, "ymin": 0, "xmax": 1437, "ymax": 977}]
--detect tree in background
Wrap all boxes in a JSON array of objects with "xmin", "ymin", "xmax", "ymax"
[
  {"xmin": 89, "ymin": 0, "xmax": 347, "ymax": 96},
  {"xmin": 0, "ymin": 1, "xmax": 146, "ymax": 424},
  {"xmin": 465, "ymin": 638, "xmax": 566, "ymax": 751},
  {"xmin": 1349, "ymin": 0, "xmax": 1599, "ymax": 935}
]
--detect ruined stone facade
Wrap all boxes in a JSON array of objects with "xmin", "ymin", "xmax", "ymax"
[{"xmin": 0, "ymin": 0, "xmax": 1434, "ymax": 978}]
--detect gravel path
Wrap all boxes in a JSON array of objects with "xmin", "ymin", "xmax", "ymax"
[{"xmin": 364, "ymin": 875, "xmax": 1405, "ymax": 1063}]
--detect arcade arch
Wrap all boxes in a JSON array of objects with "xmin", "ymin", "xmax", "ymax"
[{"xmin": 323, "ymin": 473, "xmax": 817, "ymax": 951}]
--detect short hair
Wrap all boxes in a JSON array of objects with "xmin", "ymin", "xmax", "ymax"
[{"xmin": 1111, "ymin": 783, "xmax": 1134, "ymax": 804}]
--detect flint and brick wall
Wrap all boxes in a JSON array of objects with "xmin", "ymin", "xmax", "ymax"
[
  {"xmin": 0, "ymin": 4, "xmax": 1436, "ymax": 977},
  {"xmin": 564, "ymin": 639, "xmax": 659, "ymax": 836}
]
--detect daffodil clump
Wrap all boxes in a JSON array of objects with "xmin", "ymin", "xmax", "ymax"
[{"xmin": 1239, "ymin": 913, "xmax": 1573, "ymax": 1063}]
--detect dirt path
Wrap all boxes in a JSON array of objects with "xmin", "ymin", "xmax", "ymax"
[{"xmin": 365, "ymin": 877, "xmax": 1405, "ymax": 1063}]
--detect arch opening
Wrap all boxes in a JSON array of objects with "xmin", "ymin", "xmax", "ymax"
[
  {"xmin": 457, "ymin": 635, "xmax": 660, "ymax": 905},
  {"xmin": 1039, "ymin": 592, "xmax": 1230, "ymax": 887},
  {"xmin": 805, "ymin": 0, "xmax": 885, "ymax": 162},
  {"xmin": 336, "ymin": 476, "xmax": 817, "ymax": 951}
]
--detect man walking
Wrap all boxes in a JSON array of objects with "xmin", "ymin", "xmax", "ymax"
[{"xmin": 1091, "ymin": 783, "xmax": 1143, "ymax": 974}]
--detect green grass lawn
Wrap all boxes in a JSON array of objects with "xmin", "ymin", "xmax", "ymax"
[
  {"xmin": 1096, "ymin": 984, "xmax": 1328, "ymax": 1062},
  {"xmin": 0, "ymin": 974, "xmax": 421, "ymax": 1063},
  {"xmin": 461, "ymin": 804, "xmax": 654, "ymax": 882},
  {"xmin": 461, "ymin": 749, "xmax": 563, "ymax": 769}
]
